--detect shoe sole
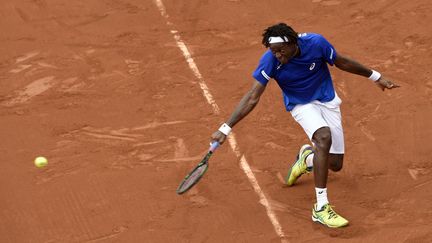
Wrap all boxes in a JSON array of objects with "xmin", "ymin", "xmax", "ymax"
[{"xmin": 311, "ymin": 215, "xmax": 349, "ymax": 228}]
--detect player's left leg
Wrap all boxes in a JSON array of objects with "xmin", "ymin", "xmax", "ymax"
[
  {"xmin": 286, "ymin": 103, "xmax": 325, "ymax": 186},
  {"xmin": 317, "ymin": 94, "xmax": 345, "ymax": 172},
  {"xmin": 328, "ymin": 153, "xmax": 344, "ymax": 172},
  {"xmin": 286, "ymin": 94, "xmax": 345, "ymax": 185}
]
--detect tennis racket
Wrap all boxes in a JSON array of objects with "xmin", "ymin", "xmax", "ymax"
[{"xmin": 176, "ymin": 141, "xmax": 220, "ymax": 194}]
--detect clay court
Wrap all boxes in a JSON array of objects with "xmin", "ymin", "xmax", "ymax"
[{"xmin": 1, "ymin": 0, "xmax": 432, "ymax": 242}]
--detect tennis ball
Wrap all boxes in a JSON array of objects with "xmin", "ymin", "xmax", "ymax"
[{"xmin": 34, "ymin": 156, "xmax": 48, "ymax": 168}]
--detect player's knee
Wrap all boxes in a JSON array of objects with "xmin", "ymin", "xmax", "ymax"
[{"xmin": 313, "ymin": 127, "xmax": 332, "ymax": 150}]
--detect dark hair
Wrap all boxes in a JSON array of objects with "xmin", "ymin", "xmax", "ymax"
[{"xmin": 262, "ymin": 23, "xmax": 298, "ymax": 47}]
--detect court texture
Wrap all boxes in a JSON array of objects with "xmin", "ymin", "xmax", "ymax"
[{"xmin": 1, "ymin": 0, "xmax": 431, "ymax": 242}]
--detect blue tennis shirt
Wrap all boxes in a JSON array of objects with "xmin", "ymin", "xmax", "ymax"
[{"xmin": 252, "ymin": 33, "xmax": 337, "ymax": 111}]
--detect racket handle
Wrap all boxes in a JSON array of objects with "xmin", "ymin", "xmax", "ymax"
[{"xmin": 209, "ymin": 141, "xmax": 220, "ymax": 152}]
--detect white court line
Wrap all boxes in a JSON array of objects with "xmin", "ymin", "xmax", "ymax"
[{"xmin": 153, "ymin": 1, "xmax": 287, "ymax": 242}]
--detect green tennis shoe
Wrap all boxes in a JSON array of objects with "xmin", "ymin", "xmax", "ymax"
[
  {"xmin": 285, "ymin": 144, "xmax": 313, "ymax": 186},
  {"xmin": 312, "ymin": 203, "xmax": 349, "ymax": 228}
]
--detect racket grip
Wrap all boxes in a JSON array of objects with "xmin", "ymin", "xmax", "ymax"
[{"xmin": 209, "ymin": 141, "xmax": 220, "ymax": 152}]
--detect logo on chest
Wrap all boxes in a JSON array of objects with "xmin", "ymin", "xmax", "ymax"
[{"xmin": 309, "ymin": 62, "xmax": 316, "ymax": 70}]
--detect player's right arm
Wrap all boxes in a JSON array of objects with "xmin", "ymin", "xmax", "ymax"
[{"xmin": 211, "ymin": 80, "xmax": 266, "ymax": 144}]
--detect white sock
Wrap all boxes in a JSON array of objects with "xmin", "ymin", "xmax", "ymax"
[
  {"xmin": 315, "ymin": 187, "xmax": 329, "ymax": 210},
  {"xmin": 306, "ymin": 153, "xmax": 314, "ymax": 168}
]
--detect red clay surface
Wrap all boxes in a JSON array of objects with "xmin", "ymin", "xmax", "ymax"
[{"xmin": 1, "ymin": 0, "xmax": 432, "ymax": 242}]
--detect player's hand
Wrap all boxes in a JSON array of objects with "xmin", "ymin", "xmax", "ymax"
[
  {"xmin": 211, "ymin": 130, "xmax": 227, "ymax": 145},
  {"xmin": 375, "ymin": 76, "xmax": 400, "ymax": 91}
]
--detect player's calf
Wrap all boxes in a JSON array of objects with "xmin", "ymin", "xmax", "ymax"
[{"xmin": 328, "ymin": 154, "xmax": 344, "ymax": 172}]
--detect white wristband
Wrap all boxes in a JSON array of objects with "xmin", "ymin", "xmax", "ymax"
[
  {"xmin": 218, "ymin": 123, "xmax": 232, "ymax": 136},
  {"xmin": 368, "ymin": 70, "xmax": 381, "ymax": 82}
]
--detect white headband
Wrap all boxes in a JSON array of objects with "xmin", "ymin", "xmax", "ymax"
[{"xmin": 268, "ymin": 36, "xmax": 289, "ymax": 44}]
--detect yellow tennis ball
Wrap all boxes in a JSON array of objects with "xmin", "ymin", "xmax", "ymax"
[{"xmin": 34, "ymin": 156, "xmax": 48, "ymax": 168}]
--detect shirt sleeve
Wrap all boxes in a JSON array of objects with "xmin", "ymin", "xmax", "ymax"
[
  {"xmin": 317, "ymin": 35, "xmax": 337, "ymax": 66},
  {"xmin": 252, "ymin": 50, "xmax": 277, "ymax": 85}
]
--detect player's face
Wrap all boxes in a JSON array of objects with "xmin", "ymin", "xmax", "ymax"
[{"xmin": 269, "ymin": 43, "xmax": 297, "ymax": 64}]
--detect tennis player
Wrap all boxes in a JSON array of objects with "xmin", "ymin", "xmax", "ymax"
[{"xmin": 211, "ymin": 23, "xmax": 399, "ymax": 228}]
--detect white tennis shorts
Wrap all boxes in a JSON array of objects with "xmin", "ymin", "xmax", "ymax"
[{"xmin": 290, "ymin": 94, "xmax": 344, "ymax": 154}]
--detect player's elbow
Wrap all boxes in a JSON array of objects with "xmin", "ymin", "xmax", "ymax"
[{"xmin": 334, "ymin": 54, "xmax": 351, "ymax": 70}]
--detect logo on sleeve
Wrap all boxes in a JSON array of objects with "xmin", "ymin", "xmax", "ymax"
[
  {"xmin": 309, "ymin": 62, "xmax": 316, "ymax": 70},
  {"xmin": 277, "ymin": 63, "xmax": 283, "ymax": 70}
]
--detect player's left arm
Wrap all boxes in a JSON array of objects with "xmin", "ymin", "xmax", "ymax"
[{"xmin": 334, "ymin": 53, "xmax": 400, "ymax": 91}]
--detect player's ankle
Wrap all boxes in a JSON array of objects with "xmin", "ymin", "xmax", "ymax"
[{"xmin": 315, "ymin": 187, "xmax": 329, "ymax": 210}]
